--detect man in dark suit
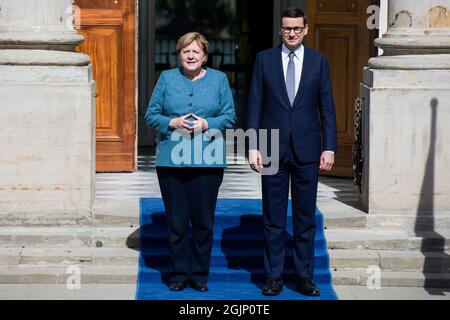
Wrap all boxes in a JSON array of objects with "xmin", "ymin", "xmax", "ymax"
[{"xmin": 247, "ymin": 7, "xmax": 337, "ymax": 297}]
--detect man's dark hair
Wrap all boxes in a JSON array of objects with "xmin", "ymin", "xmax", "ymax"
[{"xmin": 281, "ymin": 7, "xmax": 308, "ymax": 25}]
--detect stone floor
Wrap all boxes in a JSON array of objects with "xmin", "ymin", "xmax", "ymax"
[
  {"xmin": 96, "ymin": 153, "xmax": 360, "ymax": 203},
  {"xmin": 0, "ymin": 284, "xmax": 448, "ymax": 300}
]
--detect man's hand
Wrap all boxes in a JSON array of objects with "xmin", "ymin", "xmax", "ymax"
[
  {"xmin": 249, "ymin": 149, "xmax": 263, "ymax": 173},
  {"xmin": 320, "ymin": 151, "xmax": 335, "ymax": 172},
  {"xmin": 189, "ymin": 114, "xmax": 209, "ymax": 133},
  {"xmin": 169, "ymin": 114, "xmax": 193, "ymax": 133}
]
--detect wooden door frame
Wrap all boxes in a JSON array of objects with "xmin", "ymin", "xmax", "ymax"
[
  {"xmin": 75, "ymin": 0, "xmax": 139, "ymax": 172},
  {"xmin": 305, "ymin": 0, "xmax": 379, "ymax": 177},
  {"xmin": 137, "ymin": 0, "xmax": 157, "ymax": 150}
]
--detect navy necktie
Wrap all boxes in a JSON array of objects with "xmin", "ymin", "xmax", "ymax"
[{"xmin": 286, "ymin": 51, "xmax": 296, "ymax": 106}]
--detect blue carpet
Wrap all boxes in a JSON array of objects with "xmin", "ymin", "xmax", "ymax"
[{"xmin": 136, "ymin": 198, "xmax": 338, "ymax": 300}]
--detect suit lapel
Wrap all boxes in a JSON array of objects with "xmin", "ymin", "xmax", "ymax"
[
  {"xmin": 271, "ymin": 46, "xmax": 291, "ymax": 109},
  {"xmin": 292, "ymin": 45, "xmax": 312, "ymax": 110}
]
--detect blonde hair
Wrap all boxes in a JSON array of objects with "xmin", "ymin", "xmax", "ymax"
[{"xmin": 176, "ymin": 32, "xmax": 209, "ymax": 57}]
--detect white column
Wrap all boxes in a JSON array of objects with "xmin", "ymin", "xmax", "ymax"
[
  {"xmin": 360, "ymin": 0, "xmax": 450, "ymax": 230},
  {"xmin": 0, "ymin": 0, "xmax": 95, "ymax": 226},
  {"xmin": 371, "ymin": 0, "xmax": 450, "ymax": 68},
  {"xmin": 378, "ymin": 0, "xmax": 389, "ymax": 55},
  {"xmin": 0, "ymin": 0, "xmax": 84, "ymax": 51}
]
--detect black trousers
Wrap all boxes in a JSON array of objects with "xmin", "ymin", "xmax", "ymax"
[
  {"xmin": 156, "ymin": 167, "xmax": 224, "ymax": 284},
  {"xmin": 261, "ymin": 143, "xmax": 319, "ymax": 281}
]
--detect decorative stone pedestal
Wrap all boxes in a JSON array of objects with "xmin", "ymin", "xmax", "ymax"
[
  {"xmin": 360, "ymin": 68, "xmax": 450, "ymax": 230},
  {"xmin": 0, "ymin": 0, "xmax": 95, "ymax": 226},
  {"xmin": 360, "ymin": 0, "xmax": 450, "ymax": 231}
]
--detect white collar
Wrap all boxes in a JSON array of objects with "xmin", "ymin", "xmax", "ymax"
[{"xmin": 281, "ymin": 43, "xmax": 304, "ymax": 58}]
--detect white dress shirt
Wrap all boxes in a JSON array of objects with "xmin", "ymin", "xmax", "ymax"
[{"xmin": 281, "ymin": 43, "xmax": 335, "ymax": 155}]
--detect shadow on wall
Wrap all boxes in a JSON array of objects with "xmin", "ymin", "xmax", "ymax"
[{"xmin": 414, "ymin": 98, "xmax": 449, "ymax": 295}]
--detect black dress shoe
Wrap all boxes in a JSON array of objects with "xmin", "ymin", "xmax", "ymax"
[
  {"xmin": 295, "ymin": 279, "xmax": 320, "ymax": 296},
  {"xmin": 191, "ymin": 281, "xmax": 209, "ymax": 292},
  {"xmin": 169, "ymin": 282, "xmax": 187, "ymax": 291},
  {"xmin": 262, "ymin": 279, "xmax": 283, "ymax": 296}
]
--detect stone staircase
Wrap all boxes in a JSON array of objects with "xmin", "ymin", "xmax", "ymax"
[
  {"xmin": 1, "ymin": 206, "xmax": 449, "ymax": 289},
  {"xmin": 1, "ymin": 155, "xmax": 449, "ymax": 291}
]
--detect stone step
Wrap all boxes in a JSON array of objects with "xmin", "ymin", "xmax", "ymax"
[
  {"xmin": 0, "ymin": 266, "xmax": 138, "ymax": 284},
  {"xmin": 0, "ymin": 265, "xmax": 449, "ymax": 288},
  {"xmin": 325, "ymin": 229, "xmax": 450, "ymax": 251},
  {"xmin": 0, "ymin": 227, "xmax": 139, "ymax": 248},
  {"xmin": 1, "ymin": 247, "xmax": 449, "ymax": 272},
  {"xmin": 1, "ymin": 227, "xmax": 449, "ymax": 252},
  {"xmin": 329, "ymin": 249, "xmax": 450, "ymax": 272},
  {"xmin": 91, "ymin": 199, "xmax": 368, "ymax": 228},
  {"xmin": 0, "ymin": 247, "xmax": 139, "ymax": 267},
  {"xmin": 332, "ymin": 269, "xmax": 450, "ymax": 288}
]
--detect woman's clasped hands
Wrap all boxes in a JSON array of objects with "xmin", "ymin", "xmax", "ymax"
[{"xmin": 169, "ymin": 113, "xmax": 209, "ymax": 134}]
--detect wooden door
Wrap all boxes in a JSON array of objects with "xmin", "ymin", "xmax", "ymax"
[
  {"xmin": 306, "ymin": 0, "xmax": 377, "ymax": 177},
  {"xmin": 74, "ymin": 0, "xmax": 136, "ymax": 172}
]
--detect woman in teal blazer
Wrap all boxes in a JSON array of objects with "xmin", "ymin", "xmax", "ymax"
[{"xmin": 145, "ymin": 32, "xmax": 235, "ymax": 292}]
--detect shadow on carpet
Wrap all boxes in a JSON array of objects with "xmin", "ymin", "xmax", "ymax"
[{"xmin": 135, "ymin": 198, "xmax": 338, "ymax": 300}]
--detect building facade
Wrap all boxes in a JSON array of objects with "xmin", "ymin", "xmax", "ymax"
[{"xmin": 0, "ymin": 0, "xmax": 449, "ymax": 231}]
